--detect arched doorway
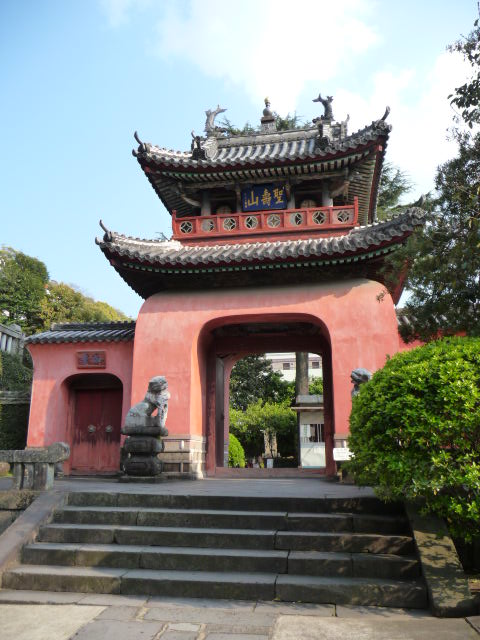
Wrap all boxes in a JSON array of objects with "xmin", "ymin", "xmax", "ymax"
[
  {"xmin": 203, "ymin": 318, "xmax": 334, "ymax": 476},
  {"xmin": 65, "ymin": 373, "xmax": 123, "ymax": 474}
]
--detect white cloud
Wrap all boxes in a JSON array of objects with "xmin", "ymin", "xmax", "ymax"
[
  {"xmin": 100, "ymin": 0, "xmax": 151, "ymax": 28},
  {"xmin": 334, "ymin": 51, "xmax": 472, "ymax": 198},
  {"xmin": 101, "ymin": 0, "xmax": 473, "ymax": 198},
  {"xmin": 155, "ymin": 0, "xmax": 380, "ymax": 112}
]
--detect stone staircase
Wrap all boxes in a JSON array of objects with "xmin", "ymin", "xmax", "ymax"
[{"xmin": 2, "ymin": 491, "xmax": 427, "ymax": 608}]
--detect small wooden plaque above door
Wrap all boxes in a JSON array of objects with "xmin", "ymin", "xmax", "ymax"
[{"xmin": 76, "ymin": 351, "xmax": 106, "ymax": 369}]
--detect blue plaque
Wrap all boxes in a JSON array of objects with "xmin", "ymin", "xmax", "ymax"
[{"xmin": 242, "ymin": 184, "xmax": 287, "ymax": 211}]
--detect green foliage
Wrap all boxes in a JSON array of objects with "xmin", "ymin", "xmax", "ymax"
[
  {"xmin": 230, "ymin": 355, "xmax": 291, "ymax": 411},
  {"xmin": 386, "ymin": 14, "xmax": 480, "ymax": 341},
  {"xmin": 0, "ymin": 404, "xmax": 29, "ymax": 450},
  {"xmin": 230, "ymin": 399, "xmax": 297, "ymax": 459},
  {"xmin": 448, "ymin": 15, "xmax": 480, "ymax": 128},
  {"xmin": 0, "ymin": 247, "xmax": 129, "ymax": 335},
  {"xmin": 347, "ymin": 337, "xmax": 480, "ymax": 542},
  {"xmin": 376, "ymin": 163, "xmax": 414, "ymax": 220},
  {"xmin": 397, "ymin": 132, "xmax": 480, "ymax": 341},
  {"xmin": 0, "ymin": 247, "xmax": 49, "ymax": 333},
  {"xmin": 0, "ymin": 352, "xmax": 32, "ymax": 392},
  {"xmin": 228, "ymin": 433, "xmax": 245, "ymax": 468},
  {"xmin": 309, "ymin": 376, "xmax": 323, "ymax": 395},
  {"xmin": 219, "ymin": 111, "xmax": 307, "ymax": 136},
  {"xmin": 40, "ymin": 281, "xmax": 129, "ymax": 326}
]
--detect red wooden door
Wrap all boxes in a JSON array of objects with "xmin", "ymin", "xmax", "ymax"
[{"xmin": 71, "ymin": 388, "xmax": 122, "ymax": 472}]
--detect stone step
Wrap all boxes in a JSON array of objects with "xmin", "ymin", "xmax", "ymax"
[
  {"xmin": 22, "ymin": 542, "xmax": 420, "ymax": 580},
  {"xmin": 22, "ymin": 542, "xmax": 289, "ymax": 573},
  {"xmin": 67, "ymin": 492, "xmax": 404, "ymax": 516},
  {"xmin": 288, "ymin": 551, "xmax": 421, "ymax": 580},
  {"xmin": 276, "ymin": 574, "xmax": 428, "ymax": 608},
  {"xmin": 38, "ymin": 523, "xmax": 414, "ymax": 555},
  {"xmin": 52, "ymin": 506, "xmax": 408, "ymax": 534},
  {"xmin": 2, "ymin": 564, "xmax": 427, "ymax": 607},
  {"xmin": 276, "ymin": 531, "xmax": 415, "ymax": 555},
  {"xmin": 37, "ymin": 524, "xmax": 278, "ymax": 549}
]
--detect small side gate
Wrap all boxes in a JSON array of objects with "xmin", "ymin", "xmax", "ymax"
[{"xmin": 71, "ymin": 385, "xmax": 122, "ymax": 473}]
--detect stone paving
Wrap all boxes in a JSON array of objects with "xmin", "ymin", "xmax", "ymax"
[{"xmin": 0, "ymin": 591, "xmax": 478, "ymax": 640}]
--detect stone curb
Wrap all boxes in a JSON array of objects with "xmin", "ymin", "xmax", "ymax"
[
  {"xmin": 0, "ymin": 489, "xmax": 67, "ymax": 584},
  {"xmin": 405, "ymin": 502, "xmax": 478, "ymax": 618}
]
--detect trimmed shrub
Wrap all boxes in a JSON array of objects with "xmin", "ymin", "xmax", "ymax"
[
  {"xmin": 0, "ymin": 404, "xmax": 29, "ymax": 450},
  {"xmin": 228, "ymin": 433, "xmax": 245, "ymax": 468},
  {"xmin": 0, "ymin": 351, "xmax": 33, "ymax": 391},
  {"xmin": 347, "ymin": 337, "xmax": 480, "ymax": 541},
  {"xmin": 0, "ymin": 351, "xmax": 32, "ymax": 449}
]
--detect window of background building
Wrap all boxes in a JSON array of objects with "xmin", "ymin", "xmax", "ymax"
[
  {"xmin": 312, "ymin": 361, "xmax": 320, "ymax": 369},
  {"xmin": 283, "ymin": 362, "xmax": 291, "ymax": 370},
  {"xmin": 309, "ymin": 424, "xmax": 325, "ymax": 443}
]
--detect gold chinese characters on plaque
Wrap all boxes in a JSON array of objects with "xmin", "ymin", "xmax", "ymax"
[{"xmin": 76, "ymin": 351, "xmax": 106, "ymax": 369}]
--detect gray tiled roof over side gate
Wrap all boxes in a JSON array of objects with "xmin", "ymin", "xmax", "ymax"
[{"xmin": 26, "ymin": 321, "xmax": 135, "ymax": 345}]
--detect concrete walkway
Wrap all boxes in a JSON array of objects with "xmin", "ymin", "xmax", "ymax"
[
  {"xmin": 53, "ymin": 475, "xmax": 376, "ymax": 498},
  {"xmin": 0, "ymin": 591, "xmax": 478, "ymax": 639}
]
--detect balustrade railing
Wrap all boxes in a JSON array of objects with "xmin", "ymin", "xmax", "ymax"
[{"xmin": 172, "ymin": 198, "xmax": 358, "ymax": 241}]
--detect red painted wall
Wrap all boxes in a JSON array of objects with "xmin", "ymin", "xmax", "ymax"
[
  {"xmin": 131, "ymin": 279, "xmax": 400, "ymax": 472},
  {"xmin": 27, "ymin": 341, "xmax": 133, "ymax": 474}
]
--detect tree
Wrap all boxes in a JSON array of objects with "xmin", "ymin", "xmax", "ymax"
[
  {"xmin": 220, "ymin": 110, "xmax": 307, "ymax": 136},
  {"xmin": 448, "ymin": 14, "xmax": 480, "ymax": 128},
  {"xmin": 389, "ymin": 15, "xmax": 480, "ymax": 341},
  {"xmin": 308, "ymin": 376, "xmax": 323, "ymax": 395},
  {"xmin": 398, "ymin": 132, "xmax": 480, "ymax": 341},
  {"xmin": 376, "ymin": 163, "xmax": 413, "ymax": 220},
  {"xmin": 0, "ymin": 247, "xmax": 49, "ymax": 333},
  {"xmin": 347, "ymin": 338, "xmax": 480, "ymax": 542},
  {"xmin": 40, "ymin": 281, "xmax": 128, "ymax": 327},
  {"xmin": 0, "ymin": 248, "xmax": 129, "ymax": 334},
  {"xmin": 230, "ymin": 399, "xmax": 297, "ymax": 459},
  {"xmin": 229, "ymin": 355, "xmax": 290, "ymax": 411}
]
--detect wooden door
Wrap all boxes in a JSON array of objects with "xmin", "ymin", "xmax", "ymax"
[{"xmin": 71, "ymin": 388, "xmax": 122, "ymax": 472}]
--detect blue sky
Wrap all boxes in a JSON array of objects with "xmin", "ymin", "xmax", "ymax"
[{"xmin": 1, "ymin": 0, "xmax": 477, "ymax": 317}]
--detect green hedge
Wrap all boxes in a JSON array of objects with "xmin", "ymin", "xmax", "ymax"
[
  {"xmin": 0, "ymin": 351, "xmax": 32, "ymax": 450},
  {"xmin": 0, "ymin": 403, "xmax": 29, "ymax": 450},
  {"xmin": 0, "ymin": 351, "xmax": 33, "ymax": 391},
  {"xmin": 347, "ymin": 337, "xmax": 480, "ymax": 542},
  {"xmin": 228, "ymin": 433, "xmax": 246, "ymax": 468}
]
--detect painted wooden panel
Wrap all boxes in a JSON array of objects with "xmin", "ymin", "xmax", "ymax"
[{"xmin": 71, "ymin": 388, "xmax": 122, "ymax": 472}]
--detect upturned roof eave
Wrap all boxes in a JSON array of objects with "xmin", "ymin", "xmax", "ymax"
[{"xmin": 96, "ymin": 208, "xmax": 423, "ymax": 300}]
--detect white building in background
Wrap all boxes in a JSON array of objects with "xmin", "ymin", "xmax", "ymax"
[{"xmin": 266, "ymin": 353, "xmax": 322, "ymax": 382}]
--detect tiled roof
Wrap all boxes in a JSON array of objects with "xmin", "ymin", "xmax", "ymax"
[
  {"xmin": 26, "ymin": 321, "xmax": 135, "ymax": 344},
  {"xmin": 133, "ymin": 119, "xmax": 391, "ymax": 170},
  {"xmin": 133, "ymin": 116, "xmax": 390, "ymax": 224},
  {"xmin": 97, "ymin": 208, "xmax": 423, "ymax": 269}
]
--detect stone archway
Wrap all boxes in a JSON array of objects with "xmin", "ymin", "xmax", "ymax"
[
  {"xmin": 203, "ymin": 318, "xmax": 334, "ymax": 476},
  {"xmin": 131, "ymin": 279, "xmax": 401, "ymax": 479}
]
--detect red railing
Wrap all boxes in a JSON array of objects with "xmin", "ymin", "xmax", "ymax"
[{"xmin": 172, "ymin": 198, "xmax": 358, "ymax": 241}]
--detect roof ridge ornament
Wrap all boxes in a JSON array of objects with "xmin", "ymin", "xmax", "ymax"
[
  {"xmin": 99, "ymin": 219, "xmax": 113, "ymax": 242},
  {"xmin": 204, "ymin": 105, "xmax": 227, "ymax": 137},
  {"xmin": 373, "ymin": 106, "xmax": 391, "ymax": 131},
  {"xmin": 190, "ymin": 131, "xmax": 206, "ymax": 160},
  {"xmin": 313, "ymin": 93, "xmax": 334, "ymax": 121},
  {"xmin": 260, "ymin": 97, "xmax": 276, "ymax": 133},
  {"xmin": 132, "ymin": 131, "xmax": 153, "ymax": 157},
  {"xmin": 380, "ymin": 106, "xmax": 391, "ymax": 121}
]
